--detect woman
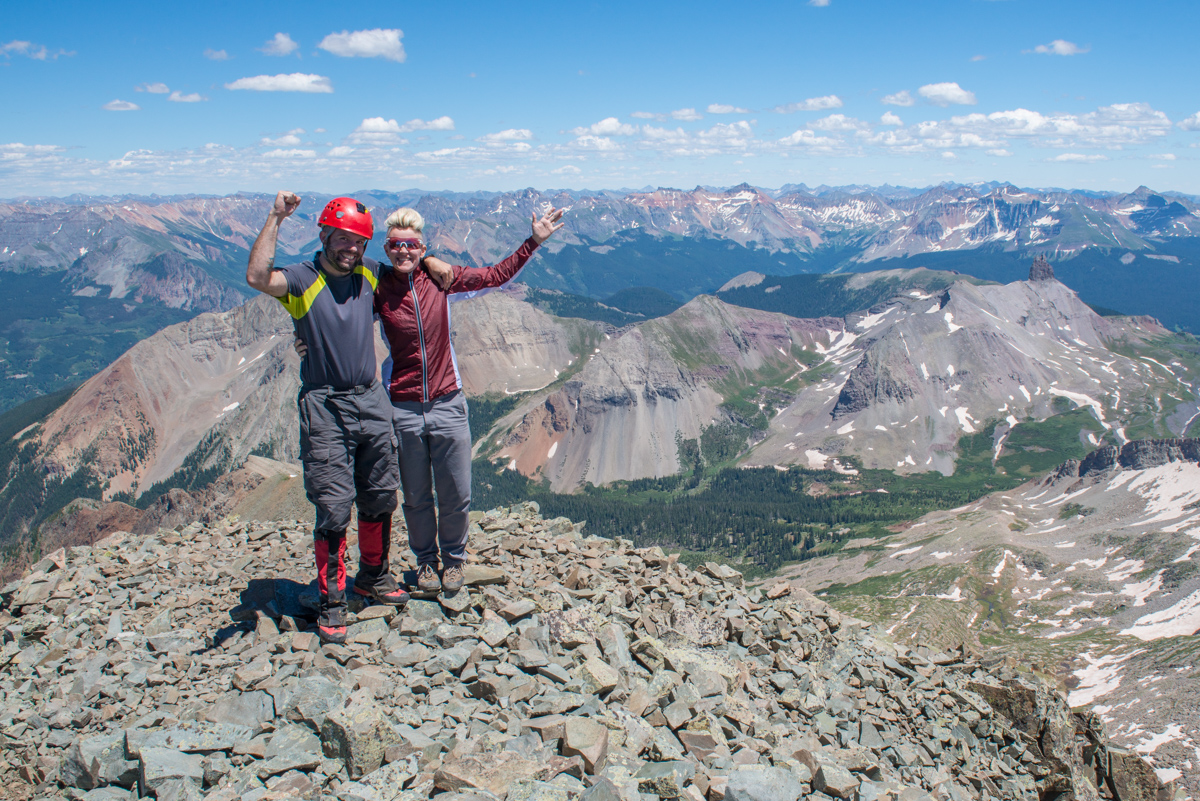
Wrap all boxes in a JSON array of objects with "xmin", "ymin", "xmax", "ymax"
[{"xmin": 375, "ymin": 205, "xmax": 565, "ymax": 592}]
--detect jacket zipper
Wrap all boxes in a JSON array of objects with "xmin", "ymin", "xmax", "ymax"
[{"xmin": 409, "ymin": 272, "xmax": 429, "ymax": 402}]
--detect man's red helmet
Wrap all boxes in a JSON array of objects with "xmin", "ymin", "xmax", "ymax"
[{"xmin": 318, "ymin": 197, "xmax": 374, "ymax": 239}]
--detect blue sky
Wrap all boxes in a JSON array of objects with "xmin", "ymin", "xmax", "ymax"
[{"xmin": 2, "ymin": 0, "xmax": 1199, "ymax": 197}]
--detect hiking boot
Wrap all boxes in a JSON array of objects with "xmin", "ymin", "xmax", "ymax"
[
  {"xmin": 442, "ymin": 562, "xmax": 465, "ymax": 593},
  {"xmin": 354, "ymin": 565, "xmax": 410, "ymax": 606},
  {"xmin": 416, "ymin": 562, "xmax": 441, "ymax": 593},
  {"xmin": 317, "ymin": 602, "xmax": 347, "ymax": 644}
]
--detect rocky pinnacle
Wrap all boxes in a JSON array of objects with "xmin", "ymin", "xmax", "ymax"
[
  {"xmin": 1028, "ymin": 256, "xmax": 1055, "ymax": 282},
  {"xmin": 0, "ymin": 504, "xmax": 1172, "ymax": 801}
]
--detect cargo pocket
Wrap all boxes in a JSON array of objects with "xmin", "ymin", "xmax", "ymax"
[{"xmin": 301, "ymin": 442, "xmax": 330, "ymax": 464}]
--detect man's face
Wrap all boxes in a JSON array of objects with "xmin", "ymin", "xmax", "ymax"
[
  {"xmin": 384, "ymin": 227, "xmax": 425, "ymax": 275},
  {"xmin": 321, "ymin": 228, "xmax": 369, "ymax": 273}
]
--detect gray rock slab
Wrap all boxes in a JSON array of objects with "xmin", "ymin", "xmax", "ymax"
[
  {"xmin": 138, "ymin": 748, "xmax": 204, "ymax": 796},
  {"xmin": 203, "ymin": 690, "xmax": 275, "ymax": 727},
  {"xmin": 725, "ymin": 766, "xmax": 806, "ymax": 801}
]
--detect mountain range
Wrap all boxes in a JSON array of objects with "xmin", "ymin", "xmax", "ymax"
[{"xmin": 2, "ymin": 182, "xmax": 1198, "ymax": 412}]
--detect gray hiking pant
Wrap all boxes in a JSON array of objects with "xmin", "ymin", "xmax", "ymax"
[
  {"xmin": 392, "ymin": 390, "xmax": 471, "ymax": 567},
  {"xmin": 299, "ymin": 381, "xmax": 400, "ymax": 533}
]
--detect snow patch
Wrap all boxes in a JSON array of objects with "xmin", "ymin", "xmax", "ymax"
[
  {"xmin": 1121, "ymin": 589, "xmax": 1200, "ymax": 641},
  {"xmin": 1049, "ymin": 386, "xmax": 1111, "ymax": 430},
  {"xmin": 1121, "ymin": 571, "xmax": 1163, "ymax": 608},
  {"xmin": 1068, "ymin": 651, "xmax": 1139, "ymax": 707},
  {"xmin": 1105, "ymin": 559, "xmax": 1144, "ymax": 583},
  {"xmin": 805, "ymin": 450, "xmax": 828, "ymax": 469},
  {"xmin": 1135, "ymin": 724, "xmax": 1184, "ymax": 755}
]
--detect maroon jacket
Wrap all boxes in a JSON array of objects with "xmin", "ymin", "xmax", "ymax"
[{"xmin": 374, "ymin": 237, "xmax": 540, "ymax": 403}]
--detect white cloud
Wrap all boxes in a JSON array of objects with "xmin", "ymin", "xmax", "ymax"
[
  {"xmin": 1032, "ymin": 39, "xmax": 1089, "ymax": 56},
  {"xmin": 671, "ymin": 108, "xmax": 703, "ymax": 121},
  {"xmin": 344, "ymin": 117, "xmax": 455, "ymax": 146},
  {"xmin": 261, "ymin": 33, "xmax": 299, "ymax": 56},
  {"xmin": 138, "ymin": 83, "xmax": 170, "ymax": 94},
  {"xmin": 707, "ymin": 104, "xmax": 749, "ymax": 114},
  {"xmin": 572, "ymin": 117, "xmax": 637, "ymax": 136},
  {"xmin": 397, "ymin": 117, "xmax": 455, "ymax": 133},
  {"xmin": 697, "ymin": 121, "xmax": 753, "ymax": 144},
  {"xmin": 552, "ymin": 165, "xmax": 582, "ymax": 174},
  {"xmin": 918, "ymin": 82, "xmax": 977, "ymax": 106},
  {"xmin": 358, "ymin": 119, "xmax": 401, "ymax": 133},
  {"xmin": 1053, "ymin": 153, "xmax": 1107, "ymax": 163},
  {"xmin": 971, "ymin": 55, "xmax": 986, "ymax": 62},
  {"xmin": 263, "ymin": 149, "xmax": 317, "ymax": 159},
  {"xmin": 881, "ymin": 91, "xmax": 914, "ymax": 107},
  {"xmin": 987, "ymin": 148, "xmax": 1012, "ymax": 156},
  {"xmin": 779, "ymin": 129, "xmax": 838, "ymax": 147},
  {"xmin": 573, "ymin": 135, "xmax": 620, "ymax": 151},
  {"xmin": 102, "ymin": 100, "xmax": 140, "ymax": 112},
  {"xmin": 168, "ymin": 91, "xmax": 205, "ymax": 103},
  {"xmin": 1150, "ymin": 153, "xmax": 1176, "ymax": 161},
  {"xmin": 630, "ymin": 111, "xmax": 658, "ymax": 120},
  {"xmin": 261, "ymin": 129, "xmax": 305, "ymax": 146},
  {"xmin": 773, "ymin": 95, "xmax": 843, "ymax": 113},
  {"xmin": 203, "ymin": 49, "xmax": 230, "ymax": 61},
  {"xmin": 1177, "ymin": 112, "xmax": 1200, "ymax": 132},
  {"xmin": 942, "ymin": 151, "xmax": 957, "ymax": 160},
  {"xmin": 916, "ymin": 103, "xmax": 1172, "ymax": 148},
  {"xmin": 810, "ymin": 0, "xmax": 831, "ymax": 6},
  {"xmin": 910, "ymin": 123, "xmax": 1004, "ymax": 149},
  {"xmin": 328, "ymin": 146, "xmax": 355, "ymax": 157},
  {"xmin": 349, "ymin": 118, "xmax": 407, "ymax": 145},
  {"xmin": 225, "ymin": 73, "xmax": 333, "ymax": 93},
  {"xmin": 318, "ymin": 29, "xmax": 405, "ymax": 62},
  {"xmin": 0, "ymin": 142, "xmax": 64, "ymax": 160},
  {"xmin": 636, "ymin": 121, "xmax": 756, "ymax": 156},
  {"xmin": 880, "ymin": 112, "xmax": 903, "ymax": 126},
  {"xmin": 640, "ymin": 126, "xmax": 690, "ymax": 145},
  {"xmin": 478, "ymin": 129, "xmax": 533, "ymax": 142},
  {"xmin": 0, "ymin": 40, "xmax": 72, "ymax": 60},
  {"xmin": 810, "ymin": 114, "xmax": 867, "ymax": 132}
]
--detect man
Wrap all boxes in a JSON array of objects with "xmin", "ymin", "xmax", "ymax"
[{"xmin": 246, "ymin": 191, "xmax": 451, "ymax": 643}]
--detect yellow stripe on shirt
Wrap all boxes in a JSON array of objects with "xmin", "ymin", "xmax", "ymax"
[
  {"xmin": 354, "ymin": 264, "xmax": 378, "ymax": 291},
  {"xmin": 278, "ymin": 272, "xmax": 328, "ymax": 320}
]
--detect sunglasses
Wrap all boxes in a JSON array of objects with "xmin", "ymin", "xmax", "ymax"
[{"xmin": 385, "ymin": 238, "xmax": 424, "ymax": 251}]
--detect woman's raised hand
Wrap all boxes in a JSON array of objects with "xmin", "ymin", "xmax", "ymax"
[{"xmin": 531, "ymin": 207, "xmax": 566, "ymax": 245}]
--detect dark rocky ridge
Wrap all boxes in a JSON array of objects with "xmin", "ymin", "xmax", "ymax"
[
  {"xmin": 1051, "ymin": 438, "xmax": 1200, "ymax": 481},
  {"xmin": 0, "ymin": 504, "xmax": 1172, "ymax": 801}
]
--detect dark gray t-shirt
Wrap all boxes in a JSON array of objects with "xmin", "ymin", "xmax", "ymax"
[{"xmin": 275, "ymin": 255, "xmax": 383, "ymax": 389}]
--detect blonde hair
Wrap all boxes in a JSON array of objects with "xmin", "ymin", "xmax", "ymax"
[{"xmin": 384, "ymin": 207, "xmax": 425, "ymax": 233}]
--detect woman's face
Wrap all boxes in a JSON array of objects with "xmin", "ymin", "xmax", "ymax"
[{"xmin": 384, "ymin": 227, "xmax": 425, "ymax": 274}]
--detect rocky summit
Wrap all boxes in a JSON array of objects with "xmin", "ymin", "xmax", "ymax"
[{"xmin": 0, "ymin": 505, "xmax": 1172, "ymax": 801}]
